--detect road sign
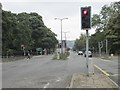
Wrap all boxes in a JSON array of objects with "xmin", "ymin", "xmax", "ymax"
[{"xmin": 36, "ymin": 48, "xmax": 42, "ymax": 52}]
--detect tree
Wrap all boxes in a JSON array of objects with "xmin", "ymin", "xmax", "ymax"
[
  {"xmin": 91, "ymin": 1, "xmax": 120, "ymax": 54},
  {"xmin": 2, "ymin": 11, "xmax": 18, "ymax": 52},
  {"xmin": 2, "ymin": 10, "xmax": 58, "ymax": 56},
  {"xmin": 89, "ymin": 31, "xmax": 105, "ymax": 53},
  {"xmin": 92, "ymin": 14, "xmax": 101, "ymax": 32},
  {"xmin": 105, "ymin": 13, "xmax": 120, "ymax": 54},
  {"xmin": 74, "ymin": 34, "xmax": 86, "ymax": 51}
]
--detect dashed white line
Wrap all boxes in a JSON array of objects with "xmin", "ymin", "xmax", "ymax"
[
  {"xmin": 56, "ymin": 77, "xmax": 61, "ymax": 82},
  {"xmin": 43, "ymin": 82, "xmax": 50, "ymax": 88},
  {"xmin": 67, "ymin": 56, "xmax": 70, "ymax": 59},
  {"xmin": 100, "ymin": 59, "xmax": 110, "ymax": 62},
  {"xmin": 89, "ymin": 58, "xmax": 92, "ymax": 60}
]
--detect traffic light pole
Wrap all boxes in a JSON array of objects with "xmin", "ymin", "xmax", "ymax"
[
  {"xmin": 86, "ymin": 30, "xmax": 94, "ymax": 76},
  {"xmin": 81, "ymin": 6, "xmax": 93, "ymax": 76},
  {"xmin": 86, "ymin": 30, "xmax": 89, "ymax": 76}
]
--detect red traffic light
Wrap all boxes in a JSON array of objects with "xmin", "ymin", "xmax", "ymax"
[
  {"xmin": 82, "ymin": 9, "xmax": 88, "ymax": 15},
  {"xmin": 81, "ymin": 6, "xmax": 91, "ymax": 29}
]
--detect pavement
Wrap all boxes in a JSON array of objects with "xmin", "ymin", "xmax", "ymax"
[
  {"xmin": 2, "ymin": 56, "xmax": 26, "ymax": 62},
  {"xmin": 69, "ymin": 73, "xmax": 119, "ymax": 88},
  {"xmin": 69, "ymin": 54, "xmax": 119, "ymax": 89},
  {"xmin": 2, "ymin": 55, "xmax": 48, "ymax": 62}
]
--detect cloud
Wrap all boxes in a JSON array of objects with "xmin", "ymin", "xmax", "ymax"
[
  {"xmin": 1, "ymin": 0, "xmax": 119, "ymax": 2},
  {"xmin": 1, "ymin": 1, "xmax": 119, "ymax": 40}
]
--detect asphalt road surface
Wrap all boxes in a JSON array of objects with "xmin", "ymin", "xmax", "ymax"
[
  {"xmin": 2, "ymin": 51, "xmax": 119, "ymax": 88},
  {"xmin": 93, "ymin": 57, "xmax": 119, "ymax": 86}
]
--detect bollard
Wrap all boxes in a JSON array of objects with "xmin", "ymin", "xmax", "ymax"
[{"xmin": 57, "ymin": 52, "xmax": 60, "ymax": 60}]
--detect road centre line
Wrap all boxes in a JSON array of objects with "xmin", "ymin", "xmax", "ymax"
[{"xmin": 94, "ymin": 65, "xmax": 110, "ymax": 76}]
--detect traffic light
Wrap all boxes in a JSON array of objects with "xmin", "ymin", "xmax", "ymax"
[{"xmin": 81, "ymin": 6, "xmax": 91, "ymax": 30}]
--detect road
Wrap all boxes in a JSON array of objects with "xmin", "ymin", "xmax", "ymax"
[
  {"xmin": 2, "ymin": 51, "xmax": 119, "ymax": 88},
  {"xmin": 93, "ymin": 57, "xmax": 119, "ymax": 86},
  {"xmin": 0, "ymin": 62, "xmax": 2, "ymax": 89}
]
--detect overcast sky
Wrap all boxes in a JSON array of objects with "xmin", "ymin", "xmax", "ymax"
[{"xmin": 1, "ymin": 0, "xmax": 119, "ymax": 40}]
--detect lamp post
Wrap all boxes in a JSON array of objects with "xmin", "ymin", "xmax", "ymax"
[
  {"xmin": 63, "ymin": 31, "xmax": 69, "ymax": 49},
  {"xmin": 54, "ymin": 18, "xmax": 68, "ymax": 53}
]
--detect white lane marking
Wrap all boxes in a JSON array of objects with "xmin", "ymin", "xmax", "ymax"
[
  {"xmin": 23, "ymin": 77, "xmax": 28, "ymax": 80},
  {"xmin": 100, "ymin": 59, "xmax": 110, "ymax": 62},
  {"xmin": 43, "ymin": 82, "xmax": 50, "ymax": 88},
  {"xmin": 67, "ymin": 56, "xmax": 70, "ymax": 59},
  {"xmin": 56, "ymin": 77, "xmax": 61, "ymax": 82}
]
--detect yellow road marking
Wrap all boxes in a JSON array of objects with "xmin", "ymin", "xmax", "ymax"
[
  {"xmin": 111, "ymin": 74, "xmax": 119, "ymax": 76},
  {"xmin": 94, "ymin": 65, "xmax": 110, "ymax": 76}
]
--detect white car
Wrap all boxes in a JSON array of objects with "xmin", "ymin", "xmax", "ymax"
[
  {"xmin": 84, "ymin": 51, "xmax": 92, "ymax": 57},
  {"xmin": 78, "ymin": 51, "xmax": 83, "ymax": 55}
]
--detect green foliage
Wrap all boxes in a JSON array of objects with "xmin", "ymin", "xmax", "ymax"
[
  {"xmin": 91, "ymin": 1, "xmax": 120, "ymax": 54},
  {"xmin": 53, "ymin": 52, "xmax": 70, "ymax": 60},
  {"xmin": 74, "ymin": 34, "xmax": 86, "ymax": 51},
  {"xmin": 92, "ymin": 14, "xmax": 101, "ymax": 31},
  {"xmin": 105, "ymin": 13, "xmax": 120, "ymax": 53},
  {"xmin": 89, "ymin": 31, "xmax": 105, "ymax": 52},
  {"xmin": 2, "ymin": 10, "xmax": 58, "ymax": 56}
]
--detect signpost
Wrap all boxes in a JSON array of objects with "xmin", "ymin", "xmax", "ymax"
[
  {"xmin": 81, "ymin": 6, "xmax": 94, "ymax": 76},
  {"xmin": 36, "ymin": 48, "xmax": 42, "ymax": 55}
]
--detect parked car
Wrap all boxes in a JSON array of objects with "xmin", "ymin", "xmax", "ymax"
[
  {"xmin": 84, "ymin": 51, "xmax": 92, "ymax": 57},
  {"xmin": 78, "ymin": 51, "xmax": 83, "ymax": 55}
]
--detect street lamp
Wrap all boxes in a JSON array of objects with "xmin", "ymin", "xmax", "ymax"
[
  {"xmin": 54, "ymin": 18, "xmax": 68, "ymax": 53},
  {"xmin": 63, "ymin": 31, "xmax": 69, "ymax": 49}
]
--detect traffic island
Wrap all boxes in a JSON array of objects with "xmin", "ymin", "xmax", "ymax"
[
  {"xmin": 69, "ymin": 74, "xmax": 118, "ymax": 89},
  {"xmin": 52, "ymin": 52, "xmax": 70, "ymax": 60}
]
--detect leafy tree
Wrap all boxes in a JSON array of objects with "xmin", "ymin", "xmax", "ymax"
[
  {"xmin": 2, "ymin": 10, "xmax": 58, "ymax": 56},
  {"xmin": 89, "ymin": 31, "xmax": 105, "ymax": 52},
  {"xmin": 105, "ymin": 13, "xmax": 120, "ymax": 53},
  {"xmin": 2, "ymin": 11, "xmax": 17, "ymax": 52},
  {"xmin": 92, "ymin": 14, "xmax": 101, "ymax": 32},
  {"xmin": 91, "ymin": 1, "xmax": 120, "ymax": 54},
  {"xmin": 74, "ymin": 34, "xmax": 86, "ymax": 51}
]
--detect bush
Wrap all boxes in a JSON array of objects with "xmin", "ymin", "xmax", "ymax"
[{"xmin": 53, "ymin": 51, "xmax": 70, "ymax": 60}]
